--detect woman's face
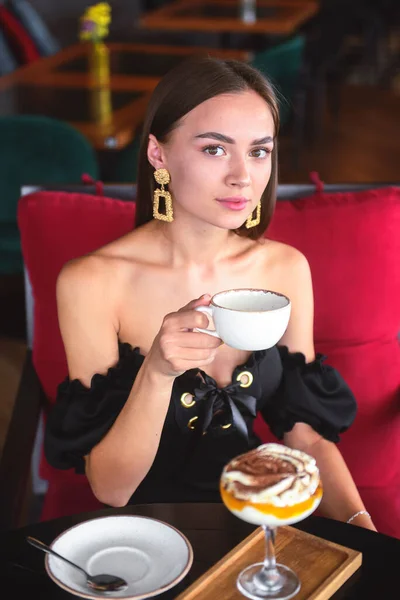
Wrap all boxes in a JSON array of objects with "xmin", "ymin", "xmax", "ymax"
[{"xmin": 149, "ymin": 90, "xmax": 275, "ymax": 231}]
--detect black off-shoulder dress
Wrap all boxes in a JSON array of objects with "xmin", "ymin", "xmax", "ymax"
[{"xmin": 44, "ymin": 343, "xmax": 357, "ymax": 504}]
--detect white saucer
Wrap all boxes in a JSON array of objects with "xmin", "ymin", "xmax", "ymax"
[{"xmin": 45, "ymin": 515, "xmax": 193, "ymax": 599}]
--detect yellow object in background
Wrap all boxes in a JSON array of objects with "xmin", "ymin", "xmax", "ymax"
[
  {"xmin": 79, "ymin": 3, "xmax": 112, "ymax": 87},
  {"xmin": 89, "ymin": 41, "xmax": 110, "ymax": 86},
  {"xmin": 90, "ymin": 86, "xmax": 112, "ymax": 125},
  {"xmin": 79, "ymin": 2, "xmax": 111, "ymax": 42}
]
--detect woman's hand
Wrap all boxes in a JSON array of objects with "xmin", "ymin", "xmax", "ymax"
[
  {"xmin": 146, "ymin": 294, "xmax": 222, "ymax": 378},
  {"xmin": 285, "ymin": 425, "xmax": 378, "ymax": 532}
]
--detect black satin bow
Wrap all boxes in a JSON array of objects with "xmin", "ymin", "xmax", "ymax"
[{"xmin": 193, "ymin": 373, "xmax": 257, "ymax": 440}]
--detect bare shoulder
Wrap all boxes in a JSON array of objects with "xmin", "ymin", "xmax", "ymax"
[
  {"xmin": 261, "ymin": 239, "xmax": 315, "ymax": 360},
  {"xmin": 57, "ymin": 254, "xmax": 120, "ymax": 319},
  {"xmin": 56, "ymin": 237, "xmax": 141, "ymax": 385},
  {"xmin": 260, "ymin": 238, "xmax": 312, "ymax": 283},
  {"xmin": 57, "ymin": 221, "xmax": 168, "ymax": 330},
  {"xmin": 57, "ymin": 228, "xmax": 148, "ymax": 299},
  {"xmin": 56, "ymin": 226, "xmax": 162, "ymax": 384}
]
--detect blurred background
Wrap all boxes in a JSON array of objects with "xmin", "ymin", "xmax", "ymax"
[{"xmin": 0, "ymin": 0, "xmax": 399, "ymax": 469}]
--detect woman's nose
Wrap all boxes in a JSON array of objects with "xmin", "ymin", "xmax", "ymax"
[{"xmin": 225, "ymin": 158, "xmax": 251, "ymax": 188}]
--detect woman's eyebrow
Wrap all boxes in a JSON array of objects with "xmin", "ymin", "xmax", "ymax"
[
  {"xmin": 194, "ymin": 132, "xmax": 273, "ymax": 145},
  {"xmin": 252, "ymin": 136, "xmax": 274, "ymax": 145}
]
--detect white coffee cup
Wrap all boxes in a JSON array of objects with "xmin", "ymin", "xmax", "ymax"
[{"xmin": 195, "ymin": 288, "xmax": 291, "ymax": 351}]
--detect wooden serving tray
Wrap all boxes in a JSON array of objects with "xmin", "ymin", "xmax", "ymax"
[{"xmin": 176, "ymin": 525, "xmax": 362, "ymax": 600}]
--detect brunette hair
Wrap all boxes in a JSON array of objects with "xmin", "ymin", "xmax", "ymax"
[{"xmin": 135, "ymin": 55, "xmax": 280, "ymax": 240}]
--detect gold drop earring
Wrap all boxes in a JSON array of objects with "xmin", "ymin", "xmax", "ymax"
[
  {"xmin": 153, "ymin": 168, "xmax": 173, "ymax": 223},
  {"xmin": 245, "ymin": 202, "xmax": 261, "ymax": 229}
]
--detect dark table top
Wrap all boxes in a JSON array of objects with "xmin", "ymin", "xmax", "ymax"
[
  {"xmin": 1, "ymin": 503, "xmax": 399, "ymax": 599},
  {"xmin": 140, "ymin": 0, "xmax": 319, "ymax": 35}
]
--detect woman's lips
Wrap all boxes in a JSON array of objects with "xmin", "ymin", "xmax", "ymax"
[{"xmin": 216, "ymin": 197, "xmax": 250, "ymax": 211}]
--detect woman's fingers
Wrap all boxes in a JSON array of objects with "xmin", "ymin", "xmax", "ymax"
[
  {"xmin": 162, "ymin": 308, "xmax": 210, "ymax": 332},
  {"xmin": 162, "ymin": 331, "xmax": 221, "ymax": 349},
  {"xmin": 161, "ymin": 346, "xmax": 218, "ymax": 364},
  {"xmin": 148, "ymin": 295, "xmax": 221, "ymax": 377},
  {"xmin": 178, "ymin": 293, "xmax": 211, "ymax": 312}
]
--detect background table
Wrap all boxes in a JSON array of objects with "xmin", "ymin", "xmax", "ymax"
[
  {"xmin": 0, "ymin": 503, "xmax": 399, "ymax": 599},
  {"xmin": 140, "ymin": 0, "xmax": 319, "ymax": 36},
  {"xmin": 0, "ymin": 42, "xmax": 250, "ymax": 151}
]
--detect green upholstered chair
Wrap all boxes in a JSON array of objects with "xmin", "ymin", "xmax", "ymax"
[
  {"xmin": 251, "ymin": 35, "xmax": 306, "ymax": 167},
  {"xmin": 0, "ymin": 115, "xmax": 99, "ymax": 274},
  {"xmin": 250, "ymin": 35, "xmax": 305, "ymax": 127}
]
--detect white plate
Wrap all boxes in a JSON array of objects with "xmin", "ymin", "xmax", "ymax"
[{"xmin": 45, "ymin": 515, "xmax": 194, "ymax": 599}]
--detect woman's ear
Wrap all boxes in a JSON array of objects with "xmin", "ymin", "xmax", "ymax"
[{"xmin": 147, "ymin": 134, "xmax": 167, "ymax": 170}]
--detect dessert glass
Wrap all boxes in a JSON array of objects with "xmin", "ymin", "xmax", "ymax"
[{"xmin": 220, "ymin": 443, "xmax": 323, "ymax": 600}]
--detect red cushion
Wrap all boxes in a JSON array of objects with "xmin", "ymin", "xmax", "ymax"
[
  {"xmin": 18, "ymin": 191, "xmax": 136, "ymax": 399},
  {"xmin": 0, "ymin": 6, "xmax": 40, "ymax": 64},
  {"xmin": 268, "ymin": 187, "xmax": 400, "ymax": 345},
  {"xmin": 359, "ymin": 483, "xmax": 400, "ymax": 539},
  {"xmin": 18, "ymin": 190, "xmax": 136, "ymax": 512},
  {"xmin": 41, "ymin": 474, "xmax": 104, "ymax": 522},
  {"xmin": 18, "ymin": 186, "xmax": 400, "ymax": 535},
  {"xmin": 256, "ymin": 185, "xmax": 400, "ymax": 537}
]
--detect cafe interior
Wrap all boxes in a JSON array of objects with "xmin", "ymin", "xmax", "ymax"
[{"xmin": 0, "ymin": 0, "xmax": 399, "ymax": 598}]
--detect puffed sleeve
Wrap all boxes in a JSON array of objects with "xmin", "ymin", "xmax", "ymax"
[
  {"xmin": 261, "ymin": 346, "xmax": 357, "ymax": 443},
  {"xmin": 44, "ymin": 343, "xmax": 144, "ymax": 474}
]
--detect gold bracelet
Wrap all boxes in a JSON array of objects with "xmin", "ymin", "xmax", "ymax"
[{"xmin": 346, "ymin": 510, "xmax": 371, "ymax": 524}]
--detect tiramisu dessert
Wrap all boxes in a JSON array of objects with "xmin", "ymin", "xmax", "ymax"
[{"xmin": 220, "ymin": 443, "xmax": 323, "ymax": 527}]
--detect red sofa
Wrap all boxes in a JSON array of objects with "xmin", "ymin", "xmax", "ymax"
[{"xmin": 1, "ymin": 178, "xmax": 399, "ymax": 537}]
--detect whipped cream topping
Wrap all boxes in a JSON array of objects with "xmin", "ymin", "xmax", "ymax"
[{"xmin": 221, "ymin": 443, "xmax": 320, "ymax": 507}]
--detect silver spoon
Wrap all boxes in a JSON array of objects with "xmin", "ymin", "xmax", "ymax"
[{"xmin": 27, "ymin": 536, "xmax": 127, "ymax": 592}]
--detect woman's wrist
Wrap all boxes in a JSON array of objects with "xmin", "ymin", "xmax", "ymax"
[
  {"xmin": 346, "ymin": 509, "xmax": 371, "ymax": 524},
  {"xmin": 141, "ymin": 353, "xmax": 177, "ymax": 388},
  {"xmin": 346, "ymin": 510, "xmax": 377, "ymax": 531}
]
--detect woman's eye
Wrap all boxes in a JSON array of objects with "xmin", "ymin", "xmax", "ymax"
[
  {"xmin": 203, "ymin": 145, "xmax": 225, "ymax": 156},
  {"xmin": 250, "ymin": 147, "xmax": 272, "ymax": 158}
]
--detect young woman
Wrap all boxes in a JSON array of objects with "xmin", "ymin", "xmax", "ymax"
[{"xmin": 45, "ymin": 56, "xmax": 376, "ymax": 531}]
